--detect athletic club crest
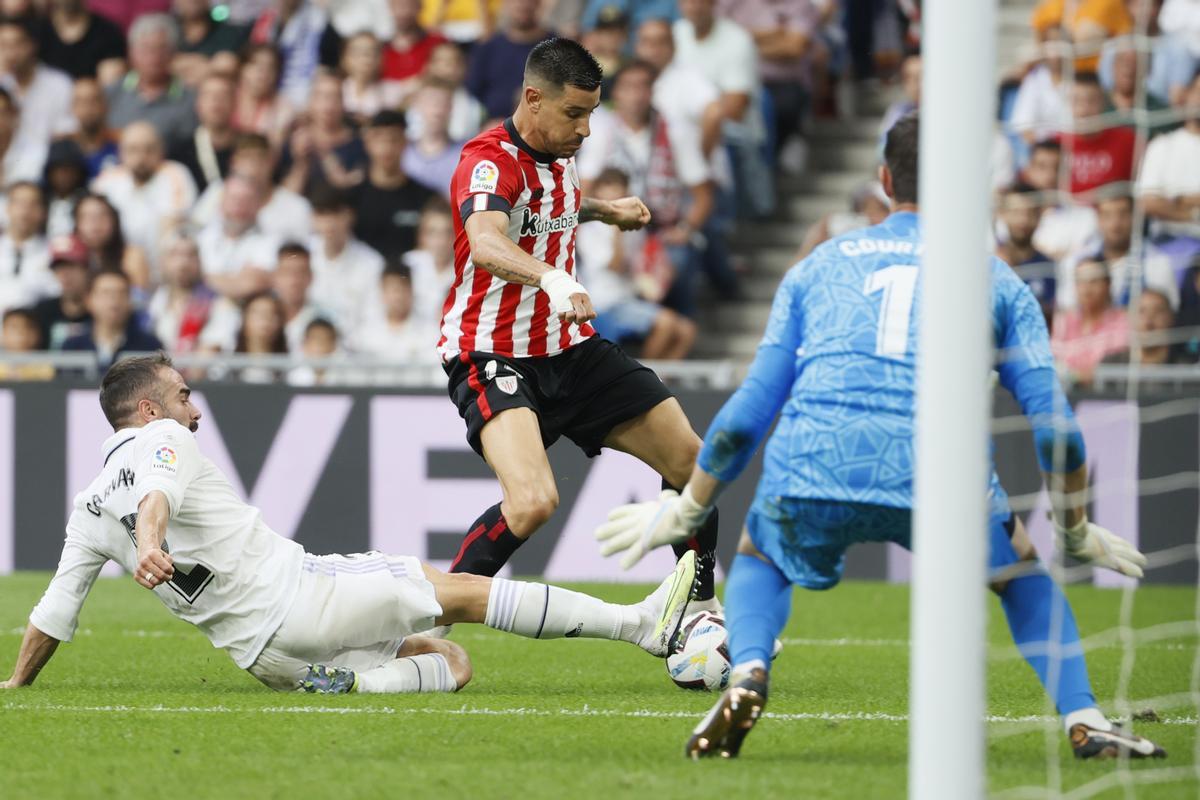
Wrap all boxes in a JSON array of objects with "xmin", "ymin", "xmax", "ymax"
[{"xmin": 496, "ymin": 375, "xmax": 519, "ymax": 395}]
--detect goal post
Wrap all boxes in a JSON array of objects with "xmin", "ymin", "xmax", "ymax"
[{"xmin": 909, "ymin": 0, "xmax": 998, "ymax": 797}]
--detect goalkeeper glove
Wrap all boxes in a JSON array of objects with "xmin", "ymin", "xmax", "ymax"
[
  {"xmin": 594, "ymin": 487, "xmax": 712, "ymax": 570},
  {"xmin": 1053, "ymin": 516, "xmax": 1147, "ymax": 578}
]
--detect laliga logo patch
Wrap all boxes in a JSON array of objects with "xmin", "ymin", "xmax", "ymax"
[
  {"xmin": 469, "ymin": 160, "xmax": 500, "ymax": 193},
  {"xmin": 152, "ymin": 446, "xmax": 177, "ymax": 473}
]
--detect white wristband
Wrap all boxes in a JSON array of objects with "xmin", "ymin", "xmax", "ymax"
[
  {"xmin": 678, "ymin": 484, "xmax": 714, "ymax": 529},
  {"xmin": 539, "ymin": 269, "xmax": 588, "ymax": 314}
]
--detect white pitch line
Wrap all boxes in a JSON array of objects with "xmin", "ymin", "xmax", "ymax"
[{"xmin": 2, "ymin": 702, "xmax": 1197, "ymax": 727}]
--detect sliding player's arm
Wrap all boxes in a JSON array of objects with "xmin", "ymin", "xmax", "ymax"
[
  {"xmin": 597, "ymin": 267, "xmax": 805, "ymax": 568},
  {"xmin": 131, "ymin": 420, "xmax": 202, "ymax": 590},
  {"xmin": 3, "ymin": 522, "xmax": 107, "ymax": 687},
  {"xmin": 995, "ymin": 271, "xmax": 1147, "ymax": 577},
  {"xmin": 456, "ymin": 149, "xmax": 595, "ymax": 323}
]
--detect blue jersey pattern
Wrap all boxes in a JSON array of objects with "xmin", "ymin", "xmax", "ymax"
[{"xmin": 697, "ymin": 211, "xmax": 1080, "ymax": 514}]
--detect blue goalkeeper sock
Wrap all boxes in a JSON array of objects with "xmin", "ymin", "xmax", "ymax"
[
  {"xmin": 726, "ymin": 553, "xmax": 792, "ymax": 673},
  {"xmin": 1000, "ymin": 570, "xmax": 1095, "ymax": 716}
]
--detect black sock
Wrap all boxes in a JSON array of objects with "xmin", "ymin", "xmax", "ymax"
[
  {"xmin": 663, "ymin": 478, "xmax": 719, "ymax": 601},
  {"xmin": 449, "ymin": 502, "xmax": 525, "ymax": 576}
]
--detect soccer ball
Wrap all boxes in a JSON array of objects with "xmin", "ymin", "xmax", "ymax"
[{"xmin": 665, "ymin": 611, "xmax": 731, "ymax": 691}]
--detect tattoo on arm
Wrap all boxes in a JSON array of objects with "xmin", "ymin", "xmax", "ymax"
[{"xmin": 579, "ymin": 198, "xmax": 608, "ymax": 224}]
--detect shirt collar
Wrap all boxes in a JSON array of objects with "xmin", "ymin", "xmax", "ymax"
[
  {"xmin": 101, "ymin": 428, "xmax": 140, "ymax": 465},
  {"xmin": 504, "ymin": 117, "xmax": 556, "ymax": 164}
]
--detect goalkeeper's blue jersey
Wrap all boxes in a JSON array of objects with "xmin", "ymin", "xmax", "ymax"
[{"xmin": 698, "ymin": 210, "xmax": 1068, "ymax": 511}]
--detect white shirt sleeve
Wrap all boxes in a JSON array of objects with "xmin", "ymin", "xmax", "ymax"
[
  {"xmin": 28, "ymin": 519, "xmax": 108, "ymax": 642},
  {"xmin": 665, "ymin": 118, "xmax": 712, "ymax": 186},
  {"xmin": 576, "ymin": 110, "xmax": 615, "ymax": 182},
  {"xmin": 132, "ymin": 420, "xmax": 202, "ymax": 517},
  {"xmin": 719, "ymin": 24, "xmax": 760, "ymax": 95},
  {"xmin": 1137, "ymin": 135, "xmax": 1171, "ymax": 198}
]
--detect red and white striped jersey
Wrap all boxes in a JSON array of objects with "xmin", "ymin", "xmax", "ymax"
[{"xmin": 438, "ymin": 118, "xmax": 595, "ymax": 361}]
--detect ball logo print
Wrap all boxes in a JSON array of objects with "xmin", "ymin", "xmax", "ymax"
[
  {"xmin": 665, "ymin": 612, "xmax": 732, "ymax": 691},
  {"xmin": 469, "ymin": 160, "xmax": 500, "ymax": 194}
]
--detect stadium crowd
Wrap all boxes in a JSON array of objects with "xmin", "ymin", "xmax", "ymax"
[{"xmin": 0, "ymin": 0, "xmax": 1195, "ymax": 387}]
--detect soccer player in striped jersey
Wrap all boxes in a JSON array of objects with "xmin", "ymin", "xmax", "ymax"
[
  {"xmin": 0, "ymin": 356, "xmax": 697, "ymax": 695},
  {"xmin": 439, "ymin": 37, "xmax": 722, "ymax": 610},
  {"xmin": 596, "ymin": 114, "xmax": 1166, "ymax": 761}
]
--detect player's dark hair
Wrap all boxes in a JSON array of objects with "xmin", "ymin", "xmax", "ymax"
[
  {"xmin": 883, "ymin": 112, "xmax": 919, "ymax": 204},
  {"xmin": 98, "ymin": 352, "xmax": 174, "ymax": 429},
  {"xmin": 525, "ymin": 37, "xmax": 603, "ymax": 93}
]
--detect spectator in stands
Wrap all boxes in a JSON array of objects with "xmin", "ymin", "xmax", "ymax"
[
  {"xmin": 147, "ymin": 235, "xmax": 235, "ymax": 353},
  {"xmin": 192, "ymin": 133, "xmax": 313, "ymax": 244},
  {"xmin": 1158, "ymin": 0, "xmax": 1200, "ymax": 81},
  {"xmin": 341, "ymin": 31, "xmax": 405, "ymax": 124},
  {"xmin": 62, "ymin": 269, "xmax": 163, "ymax": 370},
  {"xmin": 174, "ymin": 0, "xmax": 249, "ymax": 60},
  {"xmin": 580, "ymin": 0, "xmax": 676, "ymax": 33},
  {"xmin": 1057, "ymin": 72, "xmax": 1136, "ymax": 195},
  {"xmin": 402, "ymin": 80, "xmax": 461, "ymax": 197},
  {"xmin": 1030, "ymin": 0, "xmax": 1131, "ymax": 73},
  {"xmin": 1104, "ymin": 41, "xmax": 1177, "ymax": 135},
  {"xmin": 1178, "ymin": 254, "xmax": 1200, "ymax": 359},
  {"xmin": 232, "ymin": 44, "xmax": 293, "ymax": 147},
  {"xmin": 32, "ymin": 234, "xmax": 92, "ymax": 350},
  {"xmin": 169, "ymin": 73, "xmax": 238, "ymax": 191},
  {"xmin": 42, "ymin": 140, "xmax": 90, "ymax": 238},
  {"xmin": 287, "ymin": 317, "xmax": 343, "ymax": 385},
  {"xmin": 271, "ymin": 242, "xmax": 328, "ymax": 351},
  {"xmin": 579, "ymin": 60, "xmax": 715, "ymax": 317},
  {"xmin": 0, "ymin": 16, "xmax": 77, "ymax": 145},
  {"xmin": 231, "ymin": 290, "xmax": 289, "ymax": 383},
  {"xmin": 280, "ymin": 70, "xmax": 367, "ymax": 195},
  {"xmin": 34, "ymin": 0, "xmax": 127, "ymax": 83},
  {"xmin": 351, "ymin": 261, "xmax": 438, "ymax": 364},
  {"xmin": 577, "ymin": 168, "xmax": 696, "ymax": 359},
  {"xmin": 92, "ymin": 120, "xmax": 197, "ymax": 274},
  {"xmin": 880, "ymin": 52, "xmax": 920, "ymax": 146},
  {"xmin": 719, "ymin": 0, "xmax": 822, "ymax": 168},
  {"xmin": 1051, "ymin": 258, "xmax": 1130, "ymax": 381},
  {"xmin": 674, "ymin": 0, "xmax": 772, "ymax": 218},
  {"xmin": 1060, "ymin": 191, "xmax": 1180, "ymax": 310},
  {"xmin": 404, "ymin": 197, "xmax": 455, "ymax": 329},
  {"xmin": 68, "ymin": 77, "xmax": 119, "ymax": 179},
  {"xmin": 106, "ymin": 14, "xmax": 197, "ymax": 151},
  {"xmin": 0, "ymin": 182, "xmax": 54, "ymax": 314},
  {"xmin": 415, "ymin": 41, "xmax": 484, "ymax": 142},
  {"xmin": 995, "ymin": 183, "xmax": 1057, "ymax": 324},
  {"xmin": 73, "ymin": 193, "xmax": 150, "ymax": 283},
  {"xmin": 382, "ymin": 0, "xmax": 447, "ymax": 85},
  {"xmin": 1010, "ymin": 25, "xmax": 1071, "ymax": 143},
  {"xmin": 196, "ymin": 172, "xmax": 278, "ymax": 301},
  {"xmin": 466, "ymin": 0, "xmax": 550, "ymax": 121},
  {"xmin": 1021, "ymin": 139, "xmax": 1100, "ymax": 261},
  {"xmin": 1138, "ymin": 70, "xmax": 1200, "ymax": 275},
  {"xmin": 582, "ymin": 6, "xmax": 629, "ymax": 89},
  {"xmin": 351, "ymin": 110, "xmax": 436, "ymax": 261},
  {"xmin": 308, "ymin": 186, "xmax": 384, "ymax": 339},
  {"xmin": 0, "ymin": 87, "xmax": 47, "ymax": 185},
  {"xmin": 0, "ymin": 308, "xmax": 53, "ymax": 379},
  {"xmin": 798, "ymin": 180, "xmax": 891, "ymax": 259},
  {"xmin": 1101, "ymin": 288, "xmax": 1198, "ymax": 368},
  {"xmin": 248, "ymin": 0, "xmax": 342, "ymax": 110}
]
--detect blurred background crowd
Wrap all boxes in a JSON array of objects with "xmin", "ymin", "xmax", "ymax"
[{"xmin": 0, "ymin": 0, "xmax": 1196, "ymax": 387}]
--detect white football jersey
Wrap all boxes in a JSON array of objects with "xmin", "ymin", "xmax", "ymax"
[{"xmin": 30, "ymin": 419, "xmax": 305, "ymax": 668}]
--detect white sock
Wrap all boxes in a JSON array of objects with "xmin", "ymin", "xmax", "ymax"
[
  {"xmin": 1063, "ymin": 707, "xmax": 1112, "ymax": 734},
  {"xmin": 354, "ymin": 653, "xmax": 457, "ymax": 694},
  {"xmin": 484, "ymin": 578, "xmax": 638, "ymax": 641}
]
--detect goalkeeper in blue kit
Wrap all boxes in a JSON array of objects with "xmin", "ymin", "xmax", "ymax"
[{"xmin": 595, "ymin": 114, "xmax": 1165, "ymax": 761}]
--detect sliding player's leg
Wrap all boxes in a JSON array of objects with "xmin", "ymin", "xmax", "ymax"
[
  {"xmin": 449, "ymin": 407, "xmax": 558, "ymax": 576},
  {"xmin": 989, "ymin": 513, "xmax": 1165, "ymax": 759},
  {"xmin": 601, "ymin": 398, "xmax": 722, "ymax": 606},
  {"xmin": 425, "ymin": 553, "xmax": 696, "ymax": 656},
  {"xmin": 306, "ymin": 636, "xmax": 471, "ymax": 695}
]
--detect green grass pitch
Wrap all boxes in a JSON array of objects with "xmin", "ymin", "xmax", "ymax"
[{"xmin": 1, "ymin": 574, "xmax": 1196, "ymax": 799}]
